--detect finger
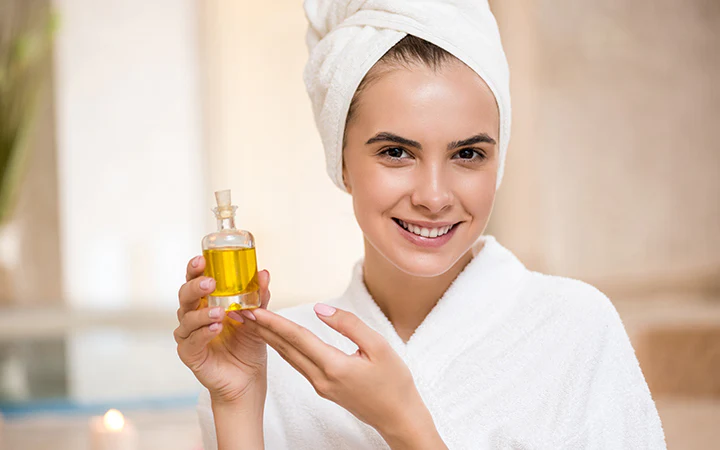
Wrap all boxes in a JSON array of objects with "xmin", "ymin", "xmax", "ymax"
[
  {"xmin": 242, "ymin": 319, "xmax": 322, "ymax": 382},
  {"xmin": 313, "ymin": 304, "xmax": 387, "ymax": 358},
  {"xmin": 186, "ymin": 255, "xmax": 206, "ymax": 282},
  {"xmin": 257, "ymin": 269, "xmax": 271, "ymax": 309},
  {"xmin": 177, "ymin": 321, "xmax": 223, "ymax": 370},
  {"xmin": 174, "ymin": 306, "xmax": 225, "ymax": 343},
  {"xmin": 228, "ymin": 310, "xmax": 245, "ymax": 323},
  {"xmin": 249, "ymin": 308, "xmax": 345, "ymax": 370},
  {"xmin": 177, "ymin": 276, "xmax": 216, "ymax": 320}
]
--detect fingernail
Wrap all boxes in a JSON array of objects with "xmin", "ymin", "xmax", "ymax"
[
  {"xmin": 200, "ymin": 278, "xmax": 213, "ymax": 290},
  {"xmin": 241, "ymin": 310, "xmax": 256, "ymax": 321},
  {"xmin": 191, "ymin": 256, "xmax": 200, "ymax": 268},
  {"xmin": 228, "ymin": 311, "xmax": 244, "ymax": 323},
  {"xmin": 208, "ymin": 307, "xmax": 223, "ymax": 319},
  {"xmin": 314, "ymin": 303, "xmax": 336, "ymax": 317},
  {"xmin": 209, "ymin": 322, "xmax": 221, "ymax": 331}
]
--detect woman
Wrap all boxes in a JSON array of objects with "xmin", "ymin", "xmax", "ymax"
[{"xmin": 175, "ymin": 1, "xmax": 666, "ymax": 449}]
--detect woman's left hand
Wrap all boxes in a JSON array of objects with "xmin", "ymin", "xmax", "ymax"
[{"xmin": 236, "ymin": 304, "xmax": 446, "ymax": 448}]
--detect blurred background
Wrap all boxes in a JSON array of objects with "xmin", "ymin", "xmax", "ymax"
[{"xmin": 0, "ymin": 0, "xmax": 717, "ymax": 449}]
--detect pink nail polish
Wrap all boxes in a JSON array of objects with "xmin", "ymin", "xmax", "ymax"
[
  {"xmin": 241, "ymin": 310, "xmax": 256, "ymax": 321},
  {"xmin": 314, "ymin": 303, "xmax": 336, "ymax": 317},
  {"xmin": 228, "ymin": 311, "xmax": 244, "ymax": 323}
]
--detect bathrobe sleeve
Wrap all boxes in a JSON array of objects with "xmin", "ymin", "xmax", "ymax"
[
  {"xmin": 197, "ymin": 389, "xmax": 216, "ymax": 450},
  {"xmin": 552, "ymin": 287, "xmax": 666, "ymax": 450}
]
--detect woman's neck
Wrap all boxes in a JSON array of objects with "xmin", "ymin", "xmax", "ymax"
[{"xmin": 361, "ymin": 238, "xmax": 478, "ymax": 343}]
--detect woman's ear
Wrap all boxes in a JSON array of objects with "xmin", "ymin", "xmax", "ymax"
[{"xmin": 342, "ymin": 165, "xmax": 352, "ymax": 194}]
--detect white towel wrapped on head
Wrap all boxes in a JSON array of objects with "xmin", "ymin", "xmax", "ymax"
[{"xmin": 303, "ymin": 0, "xmax": 512, "ymax": 192}]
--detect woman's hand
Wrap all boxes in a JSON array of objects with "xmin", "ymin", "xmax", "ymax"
[
  {"xmin": 238, "ymin": 304, "xmax": 447, "ymax": 449},
  {"xmin": 174, "ymin": 255, "xmax": 271, "ymax": 405}
]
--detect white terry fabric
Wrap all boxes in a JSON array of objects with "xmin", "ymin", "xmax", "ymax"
[
  {"xmin": 197, "ymin": 235, "xmax": 666, "ymax": 449},
  {"xmin": 303, "ymin": 0, "xmax": 512, "ymax": 192}
]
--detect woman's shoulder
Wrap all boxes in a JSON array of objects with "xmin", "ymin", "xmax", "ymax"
[
  {"xmin": 519, "ymin": 269, "xmax": 623, "ymax": 330},
  {"xmin": 524, "ymin": 269, "xmax": 609, "ymax": 300},
  {"xmin": 491, "ymin": 236, "xmax": 620, "ymax": 326}
]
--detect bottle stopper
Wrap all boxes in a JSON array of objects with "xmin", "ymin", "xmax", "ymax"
[{"xmin": 214, "ymin": 189, "xmax": 235, "ymax": 219}]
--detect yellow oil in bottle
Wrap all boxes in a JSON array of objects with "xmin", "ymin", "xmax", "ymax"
[{"xmin": 203, "ymin": 247, "xmax": 259, "ymax": 311}]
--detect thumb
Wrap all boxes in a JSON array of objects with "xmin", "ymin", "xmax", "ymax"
[
  {"xmin": 257, "ymin": 269, "xmax": 271, "ymax": 309},
  {"xmin": 314, "ymin": 303, "xmax": 386, "ymax": 356}
]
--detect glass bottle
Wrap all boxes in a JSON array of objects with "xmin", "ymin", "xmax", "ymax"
[{"xmin": 201, "ymin": 189, "xmax": 260, "ymax": 311}]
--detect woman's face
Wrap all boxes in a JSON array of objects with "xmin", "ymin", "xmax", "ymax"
[{"xmin": 342, "ymin": 60, "xmax": 500, "ymax": 277}]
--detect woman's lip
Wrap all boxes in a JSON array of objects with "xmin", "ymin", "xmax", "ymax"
[
  {"xmin": 393, "ymin": 218, "xmax": 458, "ymax": 228},
  {"xmin": 393, "ymin": 218, "xmax": 460, "ymax": 248}
]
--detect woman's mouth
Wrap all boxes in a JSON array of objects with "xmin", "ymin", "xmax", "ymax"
[{"xmin": 392, "ymin": 218, "xmax": 461, "ymax": 248}]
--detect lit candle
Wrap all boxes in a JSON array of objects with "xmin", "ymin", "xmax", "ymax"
[{"xmin": 89, "ymin": 409, "xmax": 138, "ymax": 450}]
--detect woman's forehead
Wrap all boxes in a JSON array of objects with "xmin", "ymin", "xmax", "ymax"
[{"xmin": 351, "ymin": 63, "xmax": 500, "ymax": 142}]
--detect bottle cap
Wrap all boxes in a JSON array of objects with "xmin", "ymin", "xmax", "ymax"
[{"xmin": 214, "ymin": 189, "xmax": 235, "ymax": 219}]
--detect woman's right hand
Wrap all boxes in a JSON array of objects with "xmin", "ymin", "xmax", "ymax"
[{"xmin": 174, "ymin": 255, "xmax": 271, "ymax": 404}]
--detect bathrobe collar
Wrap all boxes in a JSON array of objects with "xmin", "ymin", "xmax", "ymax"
[{"xmin": 343, "ymin": 235, "xmax": 529, "ymax": 376}]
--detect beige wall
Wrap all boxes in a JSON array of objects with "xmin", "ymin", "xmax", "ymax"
[{"xmin": 491, "ymin": 0, "xmax": 720, "ymax": 299}]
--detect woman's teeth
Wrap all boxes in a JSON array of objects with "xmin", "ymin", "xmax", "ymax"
[{"xmin": 396, "ymin": 219, "xmax": 454, "ymax": 238}]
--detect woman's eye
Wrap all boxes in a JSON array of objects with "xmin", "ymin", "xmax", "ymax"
[
  {"xmin": 380, "ymin": 147, "xmax": 409, "ymax": 159},
  {"xmin": 379, "ymin": 147, "xmax": 485, "ymax": 162},
  {"xmin": 454, "ymin": 148, "xmax": 486, "ymax": 161}
]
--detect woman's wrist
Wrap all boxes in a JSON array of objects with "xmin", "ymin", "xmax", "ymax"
[
  {"xmin": 209, "ymin": 369, "xmax": 268, "ymax": 405},
  {"xmin": 211, "ymin": 380, "xmax": 267, "ymax": 450},
  {"xmin": 210, "ymin": 386, "xmax": 266, "ymax": 414}
]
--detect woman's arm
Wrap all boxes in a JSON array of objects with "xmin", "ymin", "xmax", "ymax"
[{"xmin": 211, "ymin": 384, "xmax": 267, "ymax": 450}]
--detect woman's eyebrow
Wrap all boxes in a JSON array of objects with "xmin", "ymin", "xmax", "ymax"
[
  {"xmin": 365, "ymin": 132, "xmax": 422, "ymax": 149},
  {"xmin": 448, "ymin": 133, "xmax": 496, "ymax": 150},
  {"xmin": 365, "ymin": 131, "xmax": 497, "ymax": 151}
]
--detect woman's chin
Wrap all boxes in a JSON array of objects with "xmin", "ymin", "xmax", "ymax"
[{"xmin": 387, "ymin": 251, "xmax": 459, "ymax": 278}]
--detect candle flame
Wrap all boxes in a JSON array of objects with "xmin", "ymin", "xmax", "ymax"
[{"xmin": 103, "ymin": 409, "xmax": 125, "ymax": 431}]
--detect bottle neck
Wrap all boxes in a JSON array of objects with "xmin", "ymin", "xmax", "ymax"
[{"xmin": 217, "ymin": 216, "xmax": 236, "ymax": 230}]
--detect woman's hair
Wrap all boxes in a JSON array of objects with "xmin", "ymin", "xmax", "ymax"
[{"xmin": 342, "ymin": 35, "xmax": 458, "ymax": 149}]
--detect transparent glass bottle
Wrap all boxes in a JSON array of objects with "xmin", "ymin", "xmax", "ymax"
[{"xmin": 201, "ymin": 189, "xmax": 260, "ymax": 311}]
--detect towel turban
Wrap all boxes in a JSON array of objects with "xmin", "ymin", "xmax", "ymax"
[{"xmin": 303, "ymin": 0, "xmax": 511, "ymax": 192}]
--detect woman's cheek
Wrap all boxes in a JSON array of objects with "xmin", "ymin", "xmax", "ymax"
[
  {"xmin": 363, "ymin": 166, "xmax": 410, "ymax": 204},
  {"xmin": 459, "ymin": 171, "xmax": 497, "ymax": 227}
]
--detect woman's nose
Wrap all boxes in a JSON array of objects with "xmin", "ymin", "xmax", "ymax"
[{"xmin": 410, "ymin": 163, "xmax": 453, "ymax": 214}]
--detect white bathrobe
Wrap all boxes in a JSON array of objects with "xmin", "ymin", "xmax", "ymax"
[{"xmin": 197, "ymin": 235, "xmax": 666, "ymax": 449}]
